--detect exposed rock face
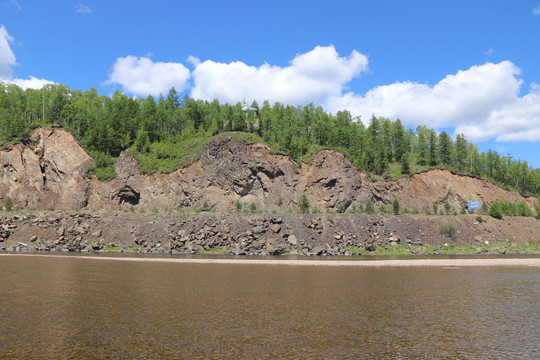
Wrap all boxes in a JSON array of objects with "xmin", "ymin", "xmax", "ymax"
[
  {"xmin": 0, "ymin": 128, "xmax": 92, "ymax": 209},
  {"xmin": 371, "ymin": 169, "xmax": 535, "ymax": 213},
  {"xmin": 0, "ymin": 128, "xmax": 536, "ymax": 212}
]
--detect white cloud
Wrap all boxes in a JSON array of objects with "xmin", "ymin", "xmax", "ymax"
[
  {"xmin": 75, "ymin": 3, "xmax": 91, "ymax": 14},
  {"xmin": 190, "ymin": 45, "xmax": 368, "ymax": 105},
  {"xmin": 533, "ymin": 5, "xmax": 540, "ymax": 15},
  {"xmin": 455, "ymin": 86, "xmax": 540, "ymax": 142},
  {"xmin": 326, "ymin": 61, "xmax": 527, "ymax": 137},
  {"xmin": 9, "ymin": 76, "xmax": 56, "ymax": 90},
  {"xmin": 0, "ymin": 24, "xmax": 55, "ymax": 89},
  {"xmin": 105, "ymin": 55, "xmax": 191, "ymax": 96},
  {"xmin": 0, "ymin": 24, "xmax": 16, "ymax": 78}
]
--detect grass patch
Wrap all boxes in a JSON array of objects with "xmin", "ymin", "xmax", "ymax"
[
  {"xmin": 198, "ymin": 247, "xmax": 230, "ymax": 254},
  {"xmin": 105, "ymin": 246, "xmax": 122, "ymax": 252}
]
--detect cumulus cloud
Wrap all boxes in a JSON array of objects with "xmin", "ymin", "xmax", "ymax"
[
  {"xmin": 190, "ymin": 45, "xmax": 368, "ymax": 105},
  {"xmin": 325, "ymin": 61, "xmax": 538, "ymax": 142},
  {"xmin": 0, "ymin": 25, "xmax": 16, "ymax": 78},
  {"xmin": 534, "ymin": 5, "xmax": 540, "ymax": 15},
  {"xmin": 455, "ymin": 86, "xmax": 540, "ymax": 142},
  {"xmin": 0, "ymin": 24, "xmax": 55, "ymax": 89},
  {"xmin": 105, "ymin": 55, "xmax": 191, "ymax": 97}
]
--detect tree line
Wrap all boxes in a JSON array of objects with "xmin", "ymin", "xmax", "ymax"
[{"xmin": 1, "ymin": 82, "xmax": 539, "ymax": 197}]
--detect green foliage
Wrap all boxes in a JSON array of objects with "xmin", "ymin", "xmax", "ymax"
[
  {"xmin": 516, "ymin": 200, "xmax": 533, "ymax": 217},
  {"xmin": 461, "ymin": 205, "xmax": 467, "ymax": 215},
  {"xmin": 433, "ymin": 203, "xmax": 438, "ymax": 215},
  {"xmin": 444, "ymin": 200, "xmax": 451, "ymax": 215},
  {"xmin": 393, "ymin": 197, "xmax": 400, "ymax": 215},
  {"xmin": 277, "ymin": 195, "xmax": 283, "ymax": 207},
  {"xmin": 298, "ymin": 192, "xmax": 310, "ymax": 213},
  {"xmin": 365, "ymin": 199, "xmax": 375, "ymax": 214},
  {"xmin": 4, "ymin": 196, "xmax": 13, "ymax": 212},
  {"xmin": 250, "ymin": 202, "xmax": 257, "ymax": 212},
  {"xmin": 378, "ymin": 203, "xmax": 387, "ymax": 214},
  {"xmin": 489, "ymin": 201, "xmax": 503, "ymax": 219},
  {"xmin": 235, "ymin": 200, "xmax": 242, "ymax": 212},
  {"xmin": 311, "ymin": 206, "xmax": 319, "ymax": 214},
  {"xmin": 202, "ymin": 201, "xmax": 210, "ymax": 212},
  {"xmin": 411, "ymin": 208, "xmax": 419, "ymax": 215},
  {"xmin": 439, "ymin": 221, "xmax": 457, "ymax": 237},
  {"xmin": 476, "ymin": 215, "xmax": 484, "ymax": 223},
  {"xmin": 152, "ymin": 206, "xmax": 158, "ymax": 214},
  {"xmin": 337, "ymin": 203, "xmax": 346, "ymax": 213},
  {"xmin": 90, "ymin": 151, "xmax": 117, "ymax": 181}
]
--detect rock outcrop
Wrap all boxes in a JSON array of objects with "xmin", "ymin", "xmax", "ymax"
[
  {"xmin": 0, "ymin": 128, "xmax": 536, "ymax": 213},
  {"xmin": 0, "ymin": 128, "xmax": 92, "ymax": 209}
]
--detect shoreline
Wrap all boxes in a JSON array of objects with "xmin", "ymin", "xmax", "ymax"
[{"xmin": 2, "ymin": 253, "xmax": 540, "ymax": 267}]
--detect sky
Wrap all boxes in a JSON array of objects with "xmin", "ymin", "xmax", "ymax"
[{"xmin": 1, "ymin": 0, "xmax": 540, "ymax": 167}]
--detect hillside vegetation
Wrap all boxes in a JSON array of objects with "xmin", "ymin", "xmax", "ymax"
[{"xmin": 1, "ymin": 82, "xmax": 539, "ymax": 196}]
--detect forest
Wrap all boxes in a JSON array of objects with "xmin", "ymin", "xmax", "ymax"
[{"xmin": 1, "ymin": 82, "xmax": 539, "ymax": 197}]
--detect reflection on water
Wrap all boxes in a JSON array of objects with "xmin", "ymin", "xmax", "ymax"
[{"xmin": 1, "ymin": 255, "xmax": 539, "ymax": 359}]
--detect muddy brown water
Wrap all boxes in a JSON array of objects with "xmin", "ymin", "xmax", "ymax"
[{"xmin": 1, "ymin": 254, "xmax": 539, "ymax": 359}]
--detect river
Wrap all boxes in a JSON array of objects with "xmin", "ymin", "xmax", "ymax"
[{"xmin": 1, "ymin": 254, "xmax": 539, "ymax": 359}]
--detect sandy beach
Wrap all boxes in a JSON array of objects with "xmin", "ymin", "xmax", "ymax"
[{"xmin": 2, "ymin": 253, "xmax": 540, "ymax": 267}]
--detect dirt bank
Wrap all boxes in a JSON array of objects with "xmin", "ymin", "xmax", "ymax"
[{"xmin": 1, "ymin": 211, "xmax": 539, "ymax": 256}]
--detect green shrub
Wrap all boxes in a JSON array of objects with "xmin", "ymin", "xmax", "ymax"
[
  {"xmin": 433, "ymin": 203, "xmax": 438, "ymax": 215},
  {"xmin": 311, "ymin": 206, "xmax": 319, "ymax": 214},
  {"xmin": 299, "ymin": 192, "xmax": 310, "ymax": 213},
  {"xmin": 365, "ymin": 200, "xmax": 375, "ymax": 214},
  {"xmin": 277, "ymin": 196, "xmax": 283, "ymax": 207},
  {"xmin": 337, "ymin": 203, "xmax": 346, "ymax": 213},
  {"xmin": 202, "ymin": 201, "xmax": 210, "ymax": 212},
  {"xmin": 476, "ymin": 215, "xmax": 483, "ymax": 223},
  {"xmin": 250, "ymin": 202, "xmax": 257, "ymax": 212},
  {"xmin": 489, "ymin": 201, "xmax": 503, "ymax": 219},
  {"xmin": 393, "ymin": 198, "xmax": 400, "ymax": 215},
  {"xmin": 444, "ymin": 200, "xmax": 451, "ymax": 215},
  {"xmin": 4, "ymin": 196, "xmax": 13, "ymax": 212},
  {"xmin": 235, "ymin": 200, "xmax": 242, "ymax": 212},
  {"xmin": 516, "ymin": 200, "xmax": 533, "ymax": 217},
  {"xmin": 440, "ymin": 221, "xmax": 457, "ymax": 238}
]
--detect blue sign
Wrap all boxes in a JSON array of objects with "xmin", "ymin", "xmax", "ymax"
[{"xmin": 468, "ymin": 200, "xmax": 480, "ymax": 210}]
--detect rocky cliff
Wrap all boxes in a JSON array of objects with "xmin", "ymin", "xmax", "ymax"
[{"xmin": 0, "ymin": 128, "xmax": 536, "ymax": 213}]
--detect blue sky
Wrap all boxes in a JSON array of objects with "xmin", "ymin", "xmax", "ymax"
[{"xmin": 1, "ymin": 0, "xmax": 540, "ymax": 166}]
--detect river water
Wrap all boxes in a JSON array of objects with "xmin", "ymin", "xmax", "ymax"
[{"xmin": 1, "ymin": 254, "xmax": 539, "ymax": 359}]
